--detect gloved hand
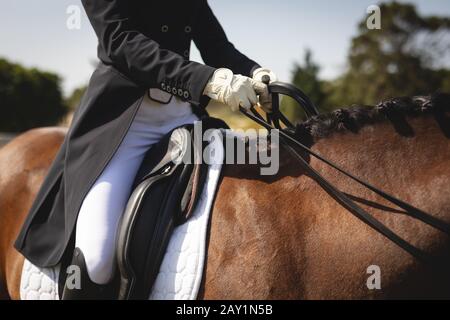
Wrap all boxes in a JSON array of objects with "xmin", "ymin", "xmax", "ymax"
[
  {"xmin": 252, "ymin": 67, "xmax": 278, "ymax": 113},
  {"xmin": 203, "ymin": 68, "xmax": 267, "ymax": 112}
]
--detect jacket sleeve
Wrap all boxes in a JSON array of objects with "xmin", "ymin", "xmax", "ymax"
[
  {"xmin": 81, "ymin": 0, "xmax": 216, "ymax": 106},
  {"xmin": 193, "ymin": 1, "xmax": 261, "ymax": 77}
]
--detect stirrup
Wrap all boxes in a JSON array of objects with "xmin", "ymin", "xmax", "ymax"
[{"xmin": 61, "ymin": 248, "xmax": 119, "ymax": 300}]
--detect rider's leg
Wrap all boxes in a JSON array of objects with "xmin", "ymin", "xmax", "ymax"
[{"xmin": 63, "ymin": 96, "xmax": 198, "ymax": 298}]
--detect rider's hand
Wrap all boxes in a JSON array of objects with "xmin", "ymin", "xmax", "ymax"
[
  {"xmin": 252, "ymin": 67, "xmax": 278, "ymax": 113},
  {"xmin": 203, "ymin": 68, "xmax": 267, "ymax": 112}
]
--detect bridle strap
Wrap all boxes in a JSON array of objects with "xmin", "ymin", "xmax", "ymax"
[
  {"xmin": 282, "ymin": 142, "xmax": 434, "ymax": 262},
  {"xmin": 240, "ymin": 107, "xmax": 450, "ymax": 263}
]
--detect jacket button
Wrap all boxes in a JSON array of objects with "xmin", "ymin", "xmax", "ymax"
[
  {"xmin": 183, "ymin": 91, "xmax": 190, "ymax": 99},
  {"xmin": 172, "ymin": 87, "xmax": 177, "ymax": 95},
  {"xmin": 166, "ymin": 85, "xmax": 171, "ymax": 93},
  {"xmin": 161, "ymin": 25, "xmax": 169, "ymax": 33},
  {"xmin": 184, "ymin": 26, "xmax": 192, "ymax": 33},
  {"xmin": 161, "ymin": 83, "xmax": 166, "ymax": 90},
  {"xmin": 178, "ymin": 89, "xmax": 184, "ymax": 96},
  {"xmin": 184, "ymin": 50, "xmax": 189, "ymax": 58}
]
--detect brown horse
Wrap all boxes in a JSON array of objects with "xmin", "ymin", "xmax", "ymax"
[{"xmin": 1, "ymin": 94, "xmax": 450, "ymax": 299}]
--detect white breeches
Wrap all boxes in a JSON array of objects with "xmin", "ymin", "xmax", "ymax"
[{"xmin": 75, "ymin": 94, "xmax": 198, "ymax": 284}]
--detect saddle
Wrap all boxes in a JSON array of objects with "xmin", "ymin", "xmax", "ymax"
[{"xmin": 115, "ymin": 116, "xmax": 228, "ymax": 299}]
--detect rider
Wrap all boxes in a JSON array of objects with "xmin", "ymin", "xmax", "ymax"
[{"xmin": 14, "ymin": 0, "xmax": 277, "ymax": 299}]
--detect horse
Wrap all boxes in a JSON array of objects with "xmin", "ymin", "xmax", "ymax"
[{"xmin": 1, "ymin": 94, "xmax": 450, "ymax": 300}]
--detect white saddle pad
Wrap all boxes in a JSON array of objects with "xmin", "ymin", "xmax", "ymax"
[{"xmin": 20, "ymin": 129, "xmax": 224, "ymax": 300}]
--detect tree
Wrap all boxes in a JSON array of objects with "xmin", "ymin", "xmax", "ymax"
[
  {"xmin": 0, "ymin": 58, "xmax": 68, "ymax": 132},
  {"xmin": 66, "ymin": 85, "xmax": 86, "ymax": 111},
  {"xmin": 330, "ymin": 2, "xmax": 450, "ymax": 107},
  {"xmin": 280, "ymin": 49, "xmax": 326, "ymax": 123}
]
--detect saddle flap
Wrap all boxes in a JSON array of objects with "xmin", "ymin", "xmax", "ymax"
[{"xmin": 116, "ymin": 117, "xmax": 228, "ymax": 299}]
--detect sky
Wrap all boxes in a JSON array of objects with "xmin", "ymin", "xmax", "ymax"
[{"xmin": 1, "ymin": 0, "xmax": 449, "ymax": 96}]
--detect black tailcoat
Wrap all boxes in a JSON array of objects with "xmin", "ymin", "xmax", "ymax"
[{"xmin": 15, "ymin": 0, "xmax": 259, "ymax": 267}]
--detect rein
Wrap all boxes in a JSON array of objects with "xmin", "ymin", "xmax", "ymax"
[{"xmin": 239, "ymin": 81, "xmax": 450, "ymax": 264}]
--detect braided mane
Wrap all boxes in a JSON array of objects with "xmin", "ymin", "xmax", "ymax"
[{"xmin": 294, "ymin": 93, "xmax": 450, "ymax": 142}]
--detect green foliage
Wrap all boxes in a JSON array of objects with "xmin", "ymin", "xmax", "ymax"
[
  {"xmin": 66, "ymin": 85, "xmax": 87, "ymax": 111},
  {"xmin": 329, "ymin": 2, "xmax": 450, "ymax": 107},
  {"xmin": 0, "ymin": 58, "xmax": 68, "ymax": 132},
  {"xmin": 280, "ymin": 49, "xmax": 326, "ymax": 123},
  {"xmin": 283, "ymin": 2, "xmax": 450, "ymax": 118}
]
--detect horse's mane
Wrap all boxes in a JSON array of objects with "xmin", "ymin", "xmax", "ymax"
[{"xmin": 294, "ymin": 92, "xmax": 450, "ymax": 142}]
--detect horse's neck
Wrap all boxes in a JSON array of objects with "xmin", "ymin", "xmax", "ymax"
[
  {"xmin": 202, "ymin": 115, "xmax": 450, "ymax": 299},
  {"xmin": 309, "ymin": 115, "xmax": 449, "ymax": 185}
]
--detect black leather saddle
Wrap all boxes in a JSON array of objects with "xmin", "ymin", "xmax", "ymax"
[{"xmin": 115, "ymin": 116, "xmax": 228, "ymax": 299}]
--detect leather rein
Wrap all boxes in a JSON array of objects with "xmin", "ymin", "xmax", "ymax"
[{"xmin": 239, "ymin": 81, "xmax": 450, "ymax": 264}]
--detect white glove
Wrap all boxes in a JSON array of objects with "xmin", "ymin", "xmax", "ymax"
[
  {"xmin": 203, "ymin": 68, "xmax": 267, "ymax": 112},
  {"xmin": 252, "ymin": 67, "xmax": 278, "ymax": 113}
]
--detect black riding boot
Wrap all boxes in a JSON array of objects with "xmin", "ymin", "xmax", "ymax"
[{"xmin": 61, "ymin": 247, "xmax": 118, "ymax": 300}]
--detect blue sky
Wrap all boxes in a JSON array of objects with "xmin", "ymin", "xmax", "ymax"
[{"xmin": 1, "ymin": 0, "xmax": 449, "ymax": 96}]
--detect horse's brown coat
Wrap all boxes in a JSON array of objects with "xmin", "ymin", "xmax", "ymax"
[
  {"xmin": 0, "ymin": 128, "xmax": 66, "ymax": 300},
  {"xmin": 201, "ymin": 116, "xmax": 450, "ymax": 299},
  {"xmin": 1, "ymin": 114, "xmax": 449, "ymax": 299}
]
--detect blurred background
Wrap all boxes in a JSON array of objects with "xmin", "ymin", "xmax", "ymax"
[{"xmin": 0, "ymin": 0, "xmax": 449, "ymax": 145}]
